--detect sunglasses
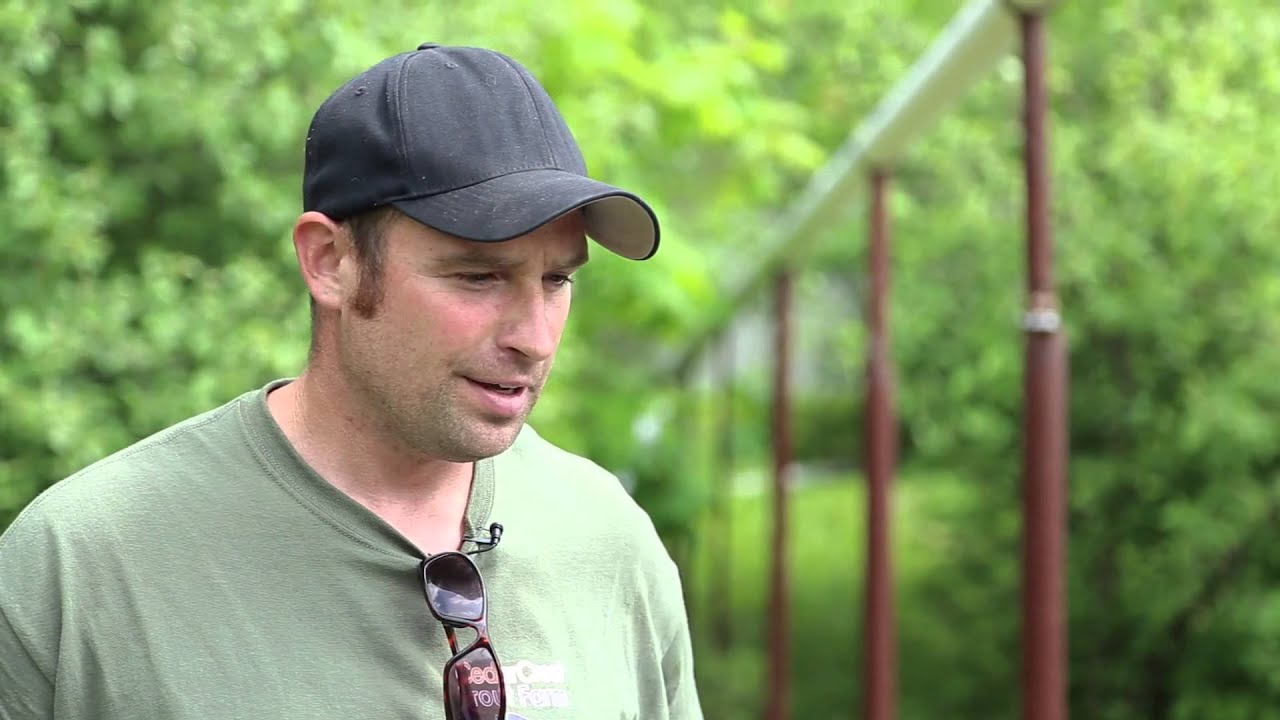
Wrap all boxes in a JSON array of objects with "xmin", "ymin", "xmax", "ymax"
[{"xmin": 419, "ymin": 525, "xmax": 505, "ymax": 720}]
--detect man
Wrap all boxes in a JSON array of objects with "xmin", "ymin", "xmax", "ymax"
[{"xmin": 0, "ymin": 43, "xmax": 702, "ymax": 720}]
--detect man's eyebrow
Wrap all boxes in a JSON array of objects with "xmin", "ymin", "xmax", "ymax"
[
  {"xmin": 556, "ymin": 248, "xmax": 590, "ymax": 271},
  {"xmin": 432, "ymin": 249, "xmax": 523, "ymax": 270},
  {"xmin": 432, "ymin": 247, "xmax": 590, "ymax": 271}
]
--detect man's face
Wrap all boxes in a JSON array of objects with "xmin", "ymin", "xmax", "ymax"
[{"xmin": 334, "ymin": 212, "xmax": 588, "ymax": 462}]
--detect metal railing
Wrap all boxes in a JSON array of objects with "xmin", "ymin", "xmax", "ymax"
[{"xmin": 670, "ymin": 2, "xmax": 1067, "ymax": 719}]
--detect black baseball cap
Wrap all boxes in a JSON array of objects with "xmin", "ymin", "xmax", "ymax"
[{"xmin": 302, "ymin": 42, "xmax": 660, "ymax": 260}]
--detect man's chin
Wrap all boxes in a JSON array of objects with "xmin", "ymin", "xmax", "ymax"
[{"xmin": 444, "ymin": 422, "xmax": 525, "ymax": 462}]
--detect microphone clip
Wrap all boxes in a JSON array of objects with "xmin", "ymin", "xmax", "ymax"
[{"xmin": 464, "ymin": 522, "xmax": 503, "ymax": 555}]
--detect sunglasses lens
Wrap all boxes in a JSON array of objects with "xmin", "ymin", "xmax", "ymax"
[
  {"xmin": 424, "ymin": 553, "xmax": 485, "ymax": 622},
  {"xmin": 445, "ymin": 645, "xmax": 504, "ymax": 720}
]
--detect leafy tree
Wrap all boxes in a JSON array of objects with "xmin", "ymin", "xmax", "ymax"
[{"xmin": 6, "ymin": 1, "xmax": 1280, "ymax": 718}]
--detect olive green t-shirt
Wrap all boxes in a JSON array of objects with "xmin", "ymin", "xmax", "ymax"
[{"xmin": 0, "ymin": 380, "xmax": 702, "ymax": 720}]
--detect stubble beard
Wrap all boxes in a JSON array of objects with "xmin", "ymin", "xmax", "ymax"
[
  {"xmin": 335, "ymin": 316, "xmax": 550, "ymax": 462},
  {"xmin": 416, "ymin": 378, "xmax": 540, "ymax": 462},
  {"xmin": 363, "ymin": 372, "xmax": 543, "ymax": 463}
]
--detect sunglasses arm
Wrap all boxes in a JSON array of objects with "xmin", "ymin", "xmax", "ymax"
[{"xmin": 443, "ymin": 626, "xmax": 461, "ymax": 655}]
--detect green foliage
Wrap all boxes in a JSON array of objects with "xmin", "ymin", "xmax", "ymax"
[
  {"xmin": 682, "ymin": 1, "xmax": 1280, "ymax": 718},
  {"xmin": 881, "ymin": 2, "xmax": 1280, "ymax": 717},
  {"xmin": 5, "ymin": 0, "xmax": 1280, "ymax": 718},
  {"xmin": 736, "ymin": 1, "xmax": 1280, "ymax": 718},
  {"xmin": 689, "ymin": 469, "xmax": 969, "ymax": 720},
  {"xmin": 0, "ymin": 0, "xmax": 816, "ymax": 528}
]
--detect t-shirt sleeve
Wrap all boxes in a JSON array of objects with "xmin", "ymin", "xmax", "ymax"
[
  {"xmin": 648, "ymin": 544, "xmax": 704, "ymax": 720},
  {"xmin": 659, "ymin": 593, "xmax": 704, "ymax": 720},
  {"xmin": 0, "ymin": 506, "xmax": 60, "ymax": 720}
]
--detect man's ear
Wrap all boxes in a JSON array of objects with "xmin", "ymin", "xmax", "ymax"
[{"xmin": 292, "ymin": 211, "xmax": 351, "ymax": 312}]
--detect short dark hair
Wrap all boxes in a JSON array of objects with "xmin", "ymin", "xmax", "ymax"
[
  {"xmin": 307, "ymin": 206, "xmax": 401, "ymax": 359},
  {"xmin": 344, "ymin": 206, "xmax": 398, "ymax": 317}
]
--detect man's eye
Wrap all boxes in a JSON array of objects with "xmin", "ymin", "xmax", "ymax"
[
  {"xmin": 547, "ymin": 274, "xmax": 575, "ymax": 287},
  {"xmin": 457, "ymin": 273, "xmax": 497, "ymax": 285}
]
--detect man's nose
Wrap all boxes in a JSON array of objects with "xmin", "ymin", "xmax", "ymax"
[{"xmin": 496, "ymin": 290, "xmax": 559, "ymax": 362}]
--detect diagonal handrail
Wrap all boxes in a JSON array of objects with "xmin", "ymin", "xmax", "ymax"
[{"xmin": 668, "ymin": 0, "xmax": 1020, "ymax": 380}]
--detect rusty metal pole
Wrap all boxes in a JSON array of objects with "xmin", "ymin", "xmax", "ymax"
[
  {"xmin": 1018, "ymin": 10, "xmax": 1068, "ymax": 720},
  {"xmin": 712, "ymin": 328, "xmax": 737, "ymax": 652},
  {"xmin": 765, "ymin": 269, "xmax": 794, "ymax": 720},
  {"xmin": 863, "ymin": 170, "xmax": 897, "ymax": 720}
]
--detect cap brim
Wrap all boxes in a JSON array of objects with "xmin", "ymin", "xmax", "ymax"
[{"xmin": 390, "ymin": 169, "xmax": 659, "ymax": 260}]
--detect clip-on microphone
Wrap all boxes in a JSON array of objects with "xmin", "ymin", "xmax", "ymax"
[{"xmin": 464, "ymin": 522, "xmax": 503, "ymax": 554}]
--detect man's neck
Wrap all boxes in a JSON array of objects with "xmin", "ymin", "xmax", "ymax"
[{"xmin": 265, "ymin": 369, "xmax": 474, "ymax": 554}]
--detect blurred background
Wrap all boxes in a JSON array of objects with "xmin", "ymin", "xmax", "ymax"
[{"xmin": 3, "ymin": 0, "xmax": 1280, "ymax": 718}]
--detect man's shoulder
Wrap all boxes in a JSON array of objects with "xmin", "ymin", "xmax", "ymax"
[
  {"xmin": 1, "ymin": 391, "xmax": 252, "ymax": 548},
  {"xmin": 506, "ymin": 424, "xmax": 614, "ymax": 471},
  {"xmin": 501, "ymin": 424, "xmax": 634, "ymax": 502},
  {"xmin": 496, "ymin": 424, "xmax": 671, "ymax": 555}
]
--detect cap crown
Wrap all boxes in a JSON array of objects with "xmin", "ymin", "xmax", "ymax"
[{"xmin": 303, "ymin": 44, "xmax": 588, "ymax": 219}]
